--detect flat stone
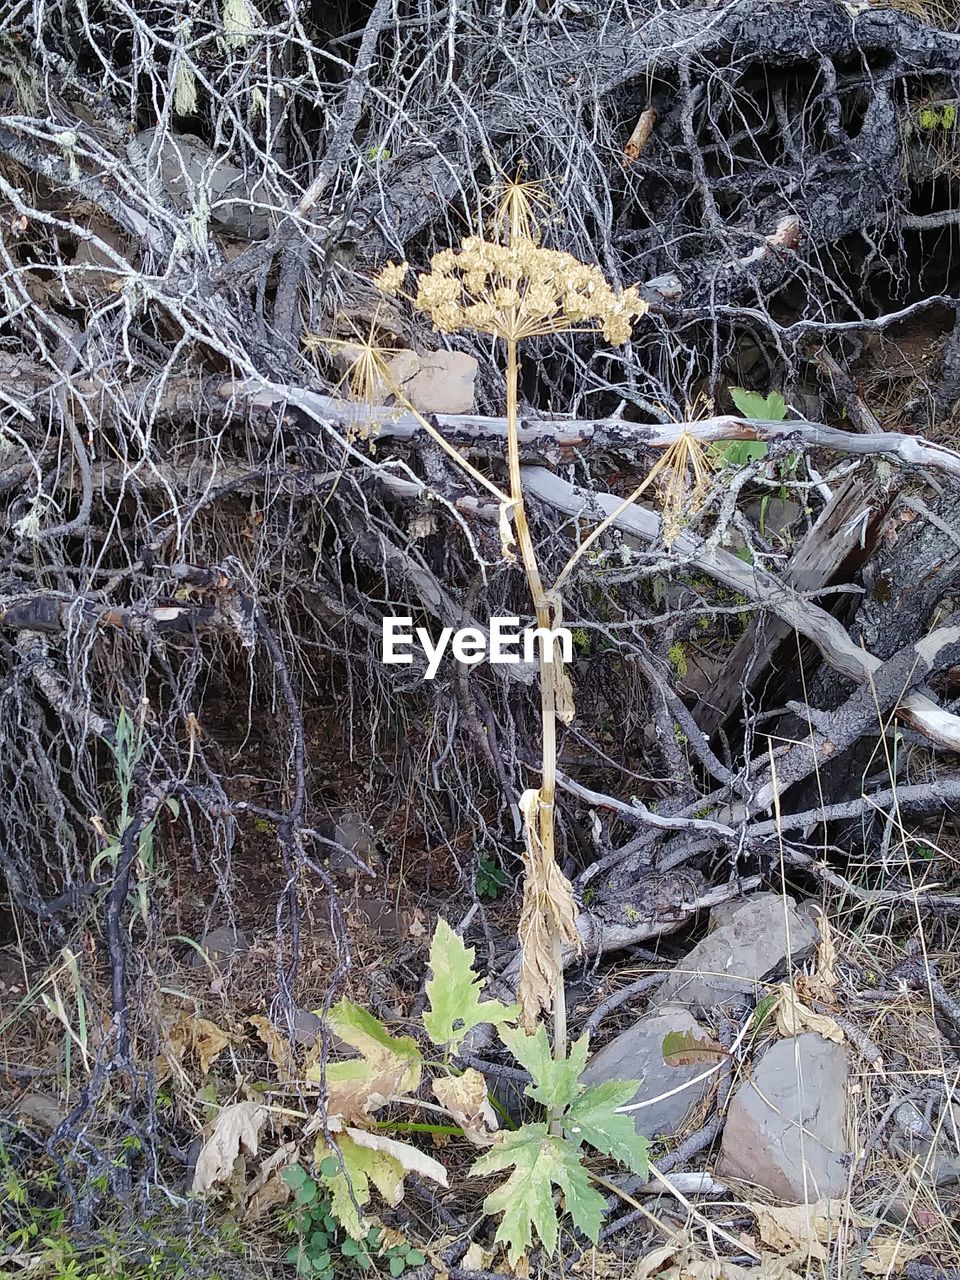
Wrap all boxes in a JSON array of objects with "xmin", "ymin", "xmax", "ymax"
[
  {"xmin": 386, "ymin": 349, "xmax": 421, "ymax": 391},
  {"xmin": 401, "ymin": 351, "xmax": 478, "ymax": 414},
  {"xmin": 71, "ymin": 220, "xmax": 127, "ymax": 301},
  {"xmin": 654, "ymin": 893, "xmax": 819, "ymax": 1012},
  {"xmin": 16, "ymin": 1091, "xmax": 65, "ymax": 1131},
  {"xmin": 580, "ymin": 1006, "xmax": 713, "ymax": 1141},
  {"xmin": 890, "ymin": 1101, "xmax": 960, "ymax": 1187},
  {"xmin": 283, "ymin": 1008, "xmax": 323, "ymax": 1048},
  {"xmin": 136, "ymin": 128, "xmax": 271, "ymax": 239},
  {"xmin": 191, "ymin": 924, "xmax": 250, "ymax": 965},
  {"xmin": 347, "ymin": 898, "xmax": 420, "ymax": 940},
  {"xmin": 317, "ymin": 812, "xmax": 378, "ymax": 877},
  {"xmin": 718, "ymin": 1033, "xmax": 850, "ymax": 1201},
  {"xmin": 744, "ymin": 498, "xmax": 802, "ymax": 537}
]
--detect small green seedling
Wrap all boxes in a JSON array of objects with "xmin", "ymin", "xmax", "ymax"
[
  {"xmin": 281, "ymin": 1164, "xmax": 424, "ymax": 1278},
  {"xmin": 476, "ymin": 853, "xmax": 511, "ymax": 900}
]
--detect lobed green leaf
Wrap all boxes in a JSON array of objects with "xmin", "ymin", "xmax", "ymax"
[{"xmin": 423, "ymin": 918, "xmax": 517, "ymax": 1053}]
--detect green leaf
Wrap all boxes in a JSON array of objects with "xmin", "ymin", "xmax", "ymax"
[
  {"xmin": 423, "ymin": 918, "xmax": 517, "ymax": 1053},
  {"xmin": 319, "ymin": 1158, "xmax": 339, "ymax": 1178},
  {"xmin": 497, "ymin": 1024, "xmax": 589, "ymax": 1111},
  {"xmin": 729, "ymin": 387, "xmax": 787, "ymax": 422},
  {"xmin": 714, "ymin": 387, "xmax": 787, "ymax": 468},
  {"xmin": 316, "ymin": 1132, "xmax": 405, "ymax": 1241},
  {"xmin": 751, "ymin": 992, "xmax": 779, "ymax": 1031},
  {"xmin": 565, "ymin": 1081, "xmax": 648, "ymax": 1178},
  {"xmin": 341, "ymin": 1239, "xmax": 359, "ymax": 1257},
  {"xmin": 406, "ymin": 1250, "xmax": 425, "ymax": 1266},
  {"xmin": 661, "ymin": 1030, "xmax": 728, "ymax": 1067},
  {"xmin": 283, "ymin": 1164, "xmax": 308, "ymax": 1189},
  {"xmin": 390, "ymin": 1256, "xmax": 406, "ymax": 1276},
  {"xmin": 327, "ymin": 1001, "xmax": 421, "ymax": 1084},
  {"xmin": 472, "ymin": 1125, "xmax": 606, "ymax": 1265},
  {"xmin": 716, "ymin": 440, "xmax": 768, "ymax": 467},
  {"xmin": 295, "ymin": 1179, "xmax": 318, "ymax": 1204}
]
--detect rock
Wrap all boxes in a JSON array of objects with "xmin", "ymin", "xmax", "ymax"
[
  {"xmin": 654, "ymin": 893, "xmax": 819, "ymax": 1012},
  {"xmin": 718, "ymin": 1033, "xmax": 850, "ymax": 1201},
  {"xmin": 71, "ymin": 220, "xmax": 128, "ymax": 301},
  {"xmin": 135, "ymin": 128, "xmax": 271, "ymax": 239},
  {"xmin": 743, "ymin": 498, "xmax": 802, "ymax": 538},
  {"xmin": 386, "ymin": 349, "xmax": 421, "ymax": 390},
  {"xmin": 191, "ymin": 924, "xmax": 250, "ymax": 966},
  {"xmin": 346, "ymin": 898, "xmax": 428, "ymax": 942},
  {"xmin": 889, "ymin": 1101, "xmax": 960, "ymax": 1187},
  {"xmin": 16, "ymin": 1091, "xmax": 65, "ymax": 1131},
  {"xmin": 282, "ymin": 1007, "xmax": 324, "ymax": 1048},
  {"xmin": 391, "ymin": 350, "xmax": 478, "ymax": 414},
  {"xmin": 580, "ymin": 1007, "xmax": 713, "ymax": 1141},
  {"xmin": 318, "ymin": 812, "xmax": 378, "ymax": 877}
]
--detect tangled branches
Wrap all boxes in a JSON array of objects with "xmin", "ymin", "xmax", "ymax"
[{"xmin": 3, "ymin": 0, "xmax": 960, "ymax": 1233}]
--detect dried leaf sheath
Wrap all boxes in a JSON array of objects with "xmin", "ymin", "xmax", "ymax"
[{"xmin": 516, "ymin": 787, "xmax": 581, "ymax": 1030}]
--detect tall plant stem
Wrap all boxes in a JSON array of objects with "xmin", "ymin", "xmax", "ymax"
[{"xmin": 504, "ymin": 335, "xmax": 567, "ymax": 1065}]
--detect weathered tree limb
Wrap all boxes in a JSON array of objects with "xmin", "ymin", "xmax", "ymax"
[
  {"xmin": 520, "ymin": 466, "xmax": 960, "ymax": 753},
  {"xmin": 747, "ymin": 613, "xmax": 960, "ymax": 811},
  {"xmin": 0, "ymin": 592, "xmax": 219, "ymax": 636},
  {"xmin": 221, "ymin": 380, "xmax": 960, "ymax": 477}
]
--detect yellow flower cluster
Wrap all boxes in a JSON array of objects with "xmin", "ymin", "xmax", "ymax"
[{"xmin": 376, "ymin": 238, "xmax": 646, "ymax": 344}]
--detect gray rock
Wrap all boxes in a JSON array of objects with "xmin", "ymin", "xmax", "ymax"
[
  {"xmin": 580, "ymin": 1007, "xmax": 713, "ymax": 1141},
  {"xmin": 17, "ymin": 1091, "xmax": 65, "ymax": 1131},
  {"xmin": 654, "ymin": 893, "xmax": 819, "ymax": 1012},
  {"xmin": 319, "ymin": 812, "xmax": 378, "ymax": 877},
  {"xmin": 135, "ymin": 128, "xmax": 271, "ymax": 239},
  {"xmin": 282, "ymin": 1007, "xmax": 324, "ymax": 1048},
  {"xmin": 890, "ymin": 1101, "xmax": 960, "ymax": 1187},
  {"xmin": 402, "ymin": 351, "xmax": 477, "ymax": 414},
  {"xmin": 718, "ymin": 1033, "xmax": 850, "ymax": 1201},
  {"xmin": 744, "ymin": 498, "xmax": 802, "ymax": 538},
  {"xmin": 192, "ymin": 924, "xmax": 250, "ymax": 966}
]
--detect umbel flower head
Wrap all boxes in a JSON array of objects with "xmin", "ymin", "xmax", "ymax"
[{"xmin": 374, "ymin": 238, "xmax": 647, "ymax": 345}]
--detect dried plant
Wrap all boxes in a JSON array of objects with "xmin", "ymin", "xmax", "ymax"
[{"xmin": 375, "ymin": 179, "xmax": 649, "ymax": 1054}]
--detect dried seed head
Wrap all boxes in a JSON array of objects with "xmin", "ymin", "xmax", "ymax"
[
  {"xmin": 490, "ymin": 173, "xmax": 552, "ymax": 246},
  {"xmin": 304, "ymin": 318, "xmax": 402, "ymax": 437},
  {"xmin": 372, "ymin": 260, "xmax": 409, "ymax": 296},
  {"xmin": 410, "ymin": 235, "xmax": 647, "ymax": 344},
  {"xmin": 648, "ymin": 431, "xmax": 716, "ymax": 545}
]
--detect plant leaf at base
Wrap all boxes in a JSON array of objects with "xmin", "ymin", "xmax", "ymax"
[
  {"xmin": 564, "ymin": 1080, "xmax": 648, "ymax": 1179},
  {"xmin": 730, "ymin": 387, "xmax": 787, "ymax": 422},
  {"xmin": 472, "ymin": 1124, "xmax": 606, "ymax": 1265},
  {"xmin": 661, "ymin": 1029, "xmax": 729, "ymax": 1066},
  {"xmin": 315, "ymin": 1131, "xmax": 402, "ymax": 1241},
  {"xmin": 423, "ymin": 918, "xmax": 517, "ymax": 1053},
  {"xmin": 304, "ymin": 999, "xmax": 422, "ymax": 1123},
  {"xmin": 497, "ymin": 1024, "xmax": 589, "ymax": 1110}
]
